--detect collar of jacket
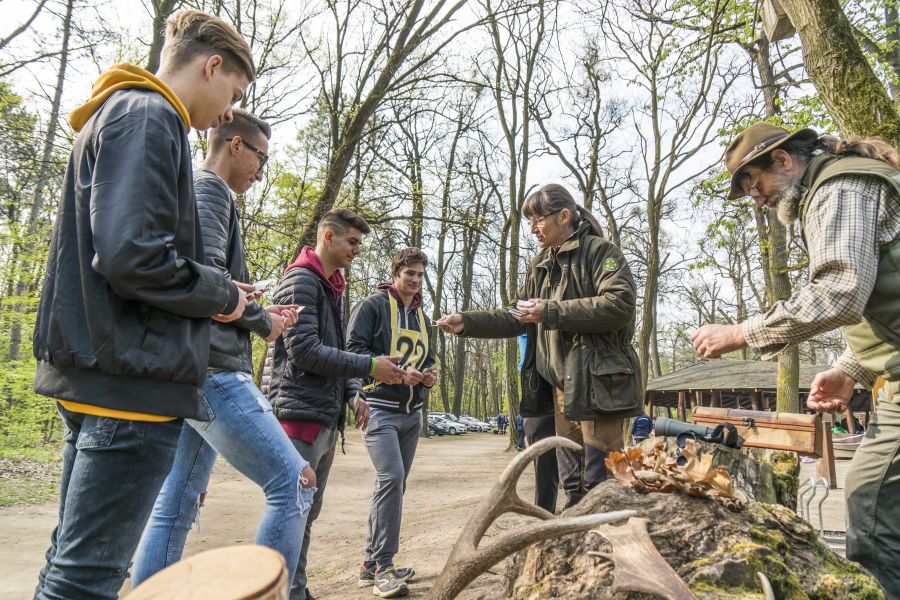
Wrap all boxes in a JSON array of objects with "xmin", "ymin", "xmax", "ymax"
[
  {"xmin": 558, "ymin": 220, "xmax": 595, "ymax": 254},
  {"xmin": 376, "ymin": 282, "xmax": 422, "ymax": 309},
  {"xmin": 68, "ymin": 63, "xmax": 191, "ymax": 132}
]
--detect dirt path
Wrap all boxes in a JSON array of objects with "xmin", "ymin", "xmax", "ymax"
[{"xmin": 0, "ymin": 431, "xmax": 535, "ymax": 599}]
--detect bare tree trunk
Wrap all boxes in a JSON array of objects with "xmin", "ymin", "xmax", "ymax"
[
  {"xmin": 750, "ymin": 36, "xmax": 800, "ymax": 413},
  {"xmin": 768, "ymin": 218, "xmax": 800, "ymax": 412},
  {"xmin": 8, "ymin": 0, "xmax": 73, "ymax": 361},
  {"xmin": 779, "ymin": 0, "xmax": 900, "ymax": 144},
  {"xmin": 428, "ymin": 105, "xmax": 467, "ymax": 423},
  {"xmin": 145, "ymin": 0, "xmax": 183, "ymax": 73}
]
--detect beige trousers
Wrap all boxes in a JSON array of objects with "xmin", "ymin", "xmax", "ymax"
[{"xmin": 553, "ymin": 387, "xmax": 624, "ymax": 452}]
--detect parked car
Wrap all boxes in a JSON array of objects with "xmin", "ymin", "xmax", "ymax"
[
  {"xmin": 429, "ymin": 415, "xmax": 466, "ymax": 435},
  {"xmin": 426, "ymin": 415, "xmax": 451, "ymax": 436},
  {"xmin": 429, "ymin": 411, "xmax": 462, "ymax": 423},
  {"xmin": 458, "ymin": 415, "xmax": 491, "ymax": 432}
]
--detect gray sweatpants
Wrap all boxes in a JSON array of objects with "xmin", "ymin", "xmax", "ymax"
[
  {"xmin": 362, "ymin": 408, "xmax": 421, "ymax": 569},
  {"xmin": 288, "ymin": 426, "xmax": 338, "ymax": 600},
  {"xmin": 845, "ymin": 394, "xmax": 900, "ymax": 597}
]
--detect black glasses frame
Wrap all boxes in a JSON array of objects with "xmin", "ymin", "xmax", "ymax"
[{"xmin": 226, "ymin": 137, "xmax": 269, "ymax": 171}]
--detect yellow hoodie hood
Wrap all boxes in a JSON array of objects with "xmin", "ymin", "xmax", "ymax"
[{"xmin": 68, "ymin": 63, "xmax": 190, "ymax": 132}]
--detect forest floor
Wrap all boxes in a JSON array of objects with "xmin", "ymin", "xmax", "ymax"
[
  {"xmin": 0, "ymin": 429, "xmax": 853, "ymax": 600},
  {"xmin": 0, "ymin": 430, "xmax": 533, "ymax": 600}
]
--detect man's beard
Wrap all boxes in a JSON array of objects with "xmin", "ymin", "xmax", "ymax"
[{"xmin": 768, "ymin": 171, "xmax": 802, "ymax": 225}]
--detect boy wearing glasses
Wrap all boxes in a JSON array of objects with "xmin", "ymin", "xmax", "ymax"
[{"xmin": 131, "ymin": 109, "xmax": 316, "ymax": 588}]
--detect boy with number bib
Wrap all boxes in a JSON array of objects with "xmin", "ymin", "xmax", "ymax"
[{"xmin": 348, "ymin": 248, "xmax": 437, "ymax": 598}]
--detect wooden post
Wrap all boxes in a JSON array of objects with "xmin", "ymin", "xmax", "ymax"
[
  {"xmin": 711, "ymin": 389, "xmax": 721, "ymax": 408},
  {"xmin": 816, "ymin": 418, "xmax": 838, "ymax": 488},
  {"xmin": 843, "ymin": 405, "xmax": 854, "ymax": 432},
  {"xmin": 694, "ymin": 390, "xmax": 703, "ymax": 408},
  {"xmin": 751, "ymin": 390, "xmax": 762, "ymax": 411},
  {"xmin": 677, "ymin": 391, "xmax": 687, "ymax": 422},
  {"xmin": 647, "ymin": 391, "xmax": 656, "ymax": 418}
]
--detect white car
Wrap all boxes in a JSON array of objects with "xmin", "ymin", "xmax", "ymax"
[{"xmin": 459, "ymin": 415, "xmax": 491, "ymax": 432}]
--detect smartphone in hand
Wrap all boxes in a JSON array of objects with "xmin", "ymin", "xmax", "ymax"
[
  {"xmin": 252, "ymin": 278, "xmax": 277, "ymax": 292},
  {"xmin": 508, "ymin": 307, "xmax": 527, "ymax": 318}
]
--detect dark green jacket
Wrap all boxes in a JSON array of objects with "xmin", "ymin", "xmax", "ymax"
[{"xmin": 462, "ymin": 221, "xmax": 643, "ymax": 420}]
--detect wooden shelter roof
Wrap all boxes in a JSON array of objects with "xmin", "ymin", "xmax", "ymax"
[{"xmin": 646, "ymin": 360, "xmax": 867, "ymax": 393}]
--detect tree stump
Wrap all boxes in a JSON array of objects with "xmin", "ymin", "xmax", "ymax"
[{"xmin": 505, "ymin": 439, "xmax": 883, "ymax": 599}]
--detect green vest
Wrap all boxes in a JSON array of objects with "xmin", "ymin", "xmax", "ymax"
[{"xmin": 798, "ymin": 154, "xmax": 900, "ymax": 387}]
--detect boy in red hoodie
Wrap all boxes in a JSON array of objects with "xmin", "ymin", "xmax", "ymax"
[{"xmin": 262, "ymin": 208, "xmax": 406, "ymax": 600}]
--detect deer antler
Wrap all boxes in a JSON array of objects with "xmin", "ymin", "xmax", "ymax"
[
  {"xmin": 426, "ymin": 436, "xmax": 636, "ymax": 600},
  {"xmin": 590, "ymin": 517, "xmax": 697, "ymax": 600}
]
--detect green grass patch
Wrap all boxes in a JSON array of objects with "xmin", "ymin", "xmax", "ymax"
[
  {"xmin": 0, "ymin": 444, "xmax": 62, "ymax": 507},
  {"xmin": 0, "ymin": 476, "xmax": 58, "ymax": 507}
]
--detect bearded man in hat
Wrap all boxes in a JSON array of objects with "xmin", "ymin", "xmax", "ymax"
[{"xmin": 691, "ymin": 121, "xmax": 900, "ymax": 594}]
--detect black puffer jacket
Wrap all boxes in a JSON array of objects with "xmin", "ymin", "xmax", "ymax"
[
  {"xmin": 262, "ymin": 266, "xmax": 368, "ymax": 428},
  {"xmin": 194, "ymin": 170, "xmax": 271, "ymax": 373},
  {"xmin": 32, "ymin": 89, "xmax": 238, "ymax": 419}
]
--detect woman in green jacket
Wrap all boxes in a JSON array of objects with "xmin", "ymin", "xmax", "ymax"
[{"xmin": 438, "ymin": 184, "xmax": 642, "ymax": 508}]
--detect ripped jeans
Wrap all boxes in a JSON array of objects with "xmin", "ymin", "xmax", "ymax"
[{"xmin": 132, "ymin": 370, "xmax": 315, "ymax": 587}]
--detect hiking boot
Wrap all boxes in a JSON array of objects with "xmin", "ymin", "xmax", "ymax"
[{"xmin": 372, "ymin": 567, "xmax": 410, "ymax": 598}]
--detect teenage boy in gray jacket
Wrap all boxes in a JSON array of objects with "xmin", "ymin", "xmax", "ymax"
[
  {"xmin": 31, "ymin": 10, "xmax": 253, "ymax": 599},
  {"xmin": 348, "ymin": 247, "xmax": 437, "ymax": 599},
  {"xmin": 131, "ymin": 109, "xmax": 316, "ymax": 588}
]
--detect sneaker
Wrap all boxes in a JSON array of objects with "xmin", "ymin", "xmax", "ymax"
[
  {"xmin": 360, "ymin": 562, "xmax": 415, "ymax": 587},
  {"xmin": 373, "ymin": 567, "xmax": 410, "ymax": 598},
  {"xmin": 358, "ymin": 562, "xmax": 376, "ymax": 588}
]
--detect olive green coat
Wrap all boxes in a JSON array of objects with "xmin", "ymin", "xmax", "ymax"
[{"xmin": 461, "ymin": 221, "xmax": 643, "ymax": 420}]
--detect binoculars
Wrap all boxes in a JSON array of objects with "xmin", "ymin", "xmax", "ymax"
[{"xmin": 654, "ymin": 416, "xmax": 745, "ymax": 449}]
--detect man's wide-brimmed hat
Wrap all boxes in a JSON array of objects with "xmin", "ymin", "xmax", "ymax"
[{"xmin": 724, "ymin": 122, "xmax": 818, "ymax": 199}]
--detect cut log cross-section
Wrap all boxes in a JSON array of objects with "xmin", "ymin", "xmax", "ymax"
[{"xmin": 426, "ymin": 436, "xmax": 636, "ymax": 600}]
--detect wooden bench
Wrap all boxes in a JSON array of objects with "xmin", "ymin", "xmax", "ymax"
[{"xmin": 692, "ymin": 406, "xmax": 836, "ymax": 487}]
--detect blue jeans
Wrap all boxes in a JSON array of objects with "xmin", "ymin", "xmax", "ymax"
[
  {"xmin": 131, "ymin": 371, "xmax": 314, "ymax": 587},
  {"xmin": 35, "ymin": 405, "xmax": 183, "ymax": 600}
]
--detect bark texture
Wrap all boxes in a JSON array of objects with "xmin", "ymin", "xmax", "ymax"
[{"xmin": 779, "ymin": 0, "xmax": 900, "ymax": 145}]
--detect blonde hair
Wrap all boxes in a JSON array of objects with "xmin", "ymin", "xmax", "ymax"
[{"xmin": 163, "ymin": 10, "xmax": 255, "ymax": 81}]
